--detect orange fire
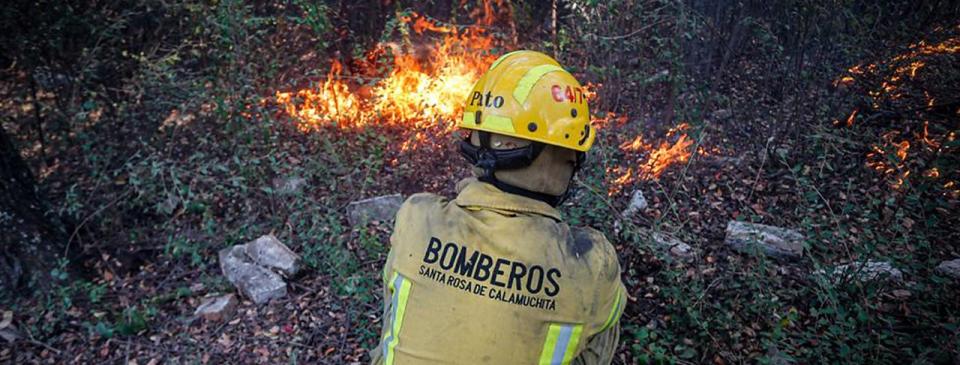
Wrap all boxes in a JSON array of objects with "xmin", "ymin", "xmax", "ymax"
[
  {"xmin": 620, "ymin": 135, "xmax": 650, "ymax": 152},
  {"xmin": 371, "ymin": 31, "xmax": 494, "ymax": 129},
  {"xmin": 591, "ymin": 110, "xmax": 628, "ymax": 130},
  {"xmin": 274, "ymin": 12, "xmax": 500, "ymax": 131},
  {"xmin": 866, "ymin": 132, "xmax": 912, "ymax": 189},
  {"xmin": 273, "ymin": 5, "xmax": 697, "ymax": 195},
  {"xmin": 611, "ymin": 123, "xmax": 694, "ymax": 190},
  {"xmin": 275, "ymin": 60, "xmax": 363, "ymax": 130},
  {"xmin": 641, "ymin": 134, "xmax": 693, "ymax": 177},
  {"xmin": 839, "ymin": 29, "xmax": 959, "ymax": 94},
  {"xmin": 838, "ymin": 25, "xmax": 959, "ymax": 195},
  {"xmin": 845, "ymin": 108, "xmax": 859, "ymax": 127},
  {"xmin": 921, "ymin": 121, "xmax": 940, "ymax": 148}
]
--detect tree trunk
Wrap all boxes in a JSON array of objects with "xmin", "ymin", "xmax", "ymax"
[
  {"xmin": 0, "ymin": 125, "xmax": 66, "ymax": 297},
  {"xmin": 551, "ymin": 0, "xmax": 559, "ymax": 58}
]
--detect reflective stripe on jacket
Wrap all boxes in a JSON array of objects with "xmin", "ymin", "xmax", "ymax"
[{"xmin": 371, "ymin": 179, "xmax": 626, "ymax": 365}]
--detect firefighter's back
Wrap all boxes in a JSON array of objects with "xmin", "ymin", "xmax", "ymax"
[{"xmin": 372, "ymin": 181, "xmax": 624, "ymax": 365}]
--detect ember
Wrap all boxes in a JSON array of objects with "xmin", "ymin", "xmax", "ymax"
[
  {"xmin": 837, "ymin": 25, "xmax": 959, "ymax": 195},
  {"xmin": 839, "ymin": 26, "xmax": 959, "ymax": 109}
]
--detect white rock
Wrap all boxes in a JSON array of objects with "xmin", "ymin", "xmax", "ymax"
[
  {"xmin": 0, "ymin": 327, "xmax": 20, "ymax": 343},
  {"xmin": 273, "ymin": 177, "xmax": 307, "ymax": 195},
  {"xmin": 219, "ymin": 245, "xmax": 287, "ymax": 304},
  {"xmin": 0, "ymin": 310, "xmax": 20, "ymax": 343},
  {"xmin": 622, "ymin": 190, "xmax": 648, "ymax": 217},
  {"xmin": 219, "ymin": 244, "xmax": 248, "ymax": 283},
  {"xmin": 194, "ymin": 294, "xmax": 238, "ymax": 321},
  {"xmin": 347, "ymin": 194, "xmax": 404, "ymax": 226},
  {"xmin": 764, "ymin": 345, "xmax": 792, "ymax": 365},
  {"xmin": 724, "ymin": 221, "xmax": 805, "ymax": 260},
  {"xmin": 935, "ymin": 259, "xmax": 960, "ymax": 279},
  {"xmin": 651, "ymin": 232, "xmax": 695, "ymax": 258},
  {"xmin": 244, "ymin": 235, "xmax": 300, "ymax": 276},
  {"xmin": 159, "ymin": 192, "xmax": 180, "ymax": 214},
  {"xmin": 644, "ymin": 69, "xmax": 669, "ymax": 83},
  {"xmin": 825, "ymin": 260, "xmax": 904, "ymax": 282},
  {"xmin": 711, "ymin": 109, "xmax": 732, "ymax": 121}
]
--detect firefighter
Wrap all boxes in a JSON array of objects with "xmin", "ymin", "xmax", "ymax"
[{"xmin": 372, "ymin": 50, "xmax": 625, "ymax": 365}]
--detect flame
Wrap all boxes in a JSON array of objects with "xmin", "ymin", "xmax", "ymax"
[
  {"xmin": 274, "ymin": 11, "xmax": 501, "ymax": 132},
  {"xmin": 611, "ymin": 123, "xmax": 694, "ymax": 191},
  {"xmin": 371, "ymin": 39, "xmax": 493, "ymax": 129},
  {"xmin": 666, "ymin": 122, "xmax": 690, "ymax": 137},
  {"xmin": 411, "ymin": 16, "xmax": 454, "ymax": 34},
  {"xmin": 612, "ymin": 167, "xmax": 634, "ymax": 187},
  {"xmin": 619, "ymin": 135, "xmax": 650, "ymax": 152},
  {"xmin": 845, "ymin": 109, "xmax": 859, "ymax": 127},
  {"xmin": 591, "ymin": 110, "xmax": 627, "ymax": 130},
  {"xmin": 272, "ymin": 4, "xmax": 699, "ymax": 196},
  {"xmin": 275, "ymin": 60, "xmax": 364, "ymax": 130},
  {"xmin": 697, "ymin": 145, "xmax": 721, "ymax": 156},
  {"xmin": 840, "ymin": 30, "xmax": 959, "ymax": 88},
  {"xmin": 922, "ymin": 122, "xmax": 940, "ymax": 148},
  {"xmin": 641, "ymin": 134, "xmax": 693, "ymax": 178},
  {"xmin": 834, "ymin": 75, "xmax": 855, "ymax": 87},
  {"xmin": 894, "ymin": 140, "xmax": 910, "ymax": 161}
]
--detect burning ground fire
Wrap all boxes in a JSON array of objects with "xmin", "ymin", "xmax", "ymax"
[
  {"xmin": 609, "ymin": 123, "xmax": 694, "ymax": 191},
  {"xmin": 273, "ymin": 8, "xmax": 695, "ymax": 192},
  {"xmin": 275, "ymin": 13, "xmax": 498, "ymax": 131},
  {"xmin": 836, "ymin": 25, "xmax": 960, "ymax": 196}
]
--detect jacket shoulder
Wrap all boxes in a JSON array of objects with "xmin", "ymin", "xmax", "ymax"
[
  {"xmin": 394, "ymin": 192, "xmax": 448, "ymax": 226},
  {"xmin": 390, "ymin": 193, "xmax": 445, "ymax": 251},
  {"xmin": 569, "ymin": 226, "xmax": 621, "ymax": 283},
  {"xmin": 397, "ymin": 193, "xmax": 445, "ymax": 216},
  {"xmin": 403, "ymin": 192, "xmax": 445, "ymax": 207},
  {"xmin": 569, "ymin": 226, "xmax": 625, "ymax": 334},
  {"xmin": 568, "ymin": 226, "xmax": 616, "ymax": 258}
]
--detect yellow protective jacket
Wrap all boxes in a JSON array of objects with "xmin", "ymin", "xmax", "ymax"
[{"xmin": 370, "ymin": 179, "xmax": 626, "ymax": 365}]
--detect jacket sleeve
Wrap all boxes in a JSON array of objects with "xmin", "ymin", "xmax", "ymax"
[
  {"xmin": 573, "ymin": 321, "xmax": 621, "ymax": 365},
  {"xmin": 572, "ymin": 227, "xmax": 626, "ymax": 365},
  {"xmin": 369, "ymin": 245, "xmax": 396, "ymax": 365},
  {"xmin": 370, "ymin": 199, "xmax": 412, "ymax": 365}
]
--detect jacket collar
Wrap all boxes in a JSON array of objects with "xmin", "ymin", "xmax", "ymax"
[{"xmin": 454, "ymin": 178, "xmax": 563, "ymax": 221}]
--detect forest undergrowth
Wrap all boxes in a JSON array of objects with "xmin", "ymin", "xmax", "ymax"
[{"xmin": 1, "ymin": 1, "xmax": 958, "ymax": 363}]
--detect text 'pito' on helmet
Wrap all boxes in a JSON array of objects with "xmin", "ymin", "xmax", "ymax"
[{"xmin": 459, "ymin": 50, "xmax": 595, "ymax": 152}]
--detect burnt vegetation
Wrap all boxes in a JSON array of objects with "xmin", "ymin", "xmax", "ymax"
[{"xmin": 1, "ymin": 0, "xmax": 959, "ymax": 363}]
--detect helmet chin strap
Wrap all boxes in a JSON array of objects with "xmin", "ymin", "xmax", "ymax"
[{"xmin": 469, "ymin": 131, "xmax": 583, "ymax": 208}]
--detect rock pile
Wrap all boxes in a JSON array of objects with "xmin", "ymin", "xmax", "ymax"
[{"xmin": 218, "ymin": 235, "xmax": 301, "ymax": 305}]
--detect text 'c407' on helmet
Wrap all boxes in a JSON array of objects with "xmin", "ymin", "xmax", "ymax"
[{"xmin": 459, "ymin": 50, "xmax": 595, "ymax": 152}]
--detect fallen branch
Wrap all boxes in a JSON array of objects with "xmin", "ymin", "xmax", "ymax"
[
  {"xmin": 25, "ymin": 329, "xmax": 62, "ymax": 356},
  {"xmin": 64, "ymin": 189, "xmax": 133, "ymax": 257},
  {"xmin": 585, "ymin": 20, "xmax": 668, "ymax": 41}
]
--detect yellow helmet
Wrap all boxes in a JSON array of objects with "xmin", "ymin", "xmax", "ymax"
[{"xmin": 459, "ymin": 50, "xmax": 594, "ymax": 152}]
